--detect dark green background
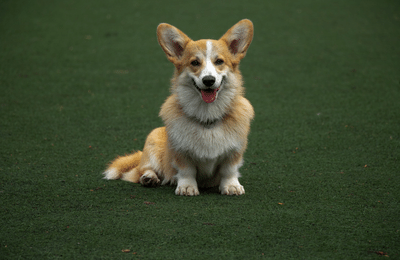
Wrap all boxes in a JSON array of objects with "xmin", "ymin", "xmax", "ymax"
[{"xmin": 1, "ymin": 0, "xmax": 399, "ymax": 259}]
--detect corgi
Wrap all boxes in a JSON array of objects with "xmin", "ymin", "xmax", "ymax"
[{"xmin": 103, "ymin": 19, "xmax": 254, "ymax": 196}]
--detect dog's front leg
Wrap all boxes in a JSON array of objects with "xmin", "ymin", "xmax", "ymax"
[
  {"xmin": 219, "ymin": 157, "xmax": 245, "ymax": 195},
  {"xmin": 173, "ymin": 159, "xmax": 199, "ymax": 196}
]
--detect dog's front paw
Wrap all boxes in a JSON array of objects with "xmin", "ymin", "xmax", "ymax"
[
  {"xmin": 175, "ymin": 185, "xmax": 200, "ymax": 196},
  {"xmin": 220, "ymin": 183, "xmax": 245, "ymax": 195}
]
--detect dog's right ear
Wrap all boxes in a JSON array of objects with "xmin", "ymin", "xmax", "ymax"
[{"xmin": 157, "ymin": 23, "xmax": 191, "ymax": 63}]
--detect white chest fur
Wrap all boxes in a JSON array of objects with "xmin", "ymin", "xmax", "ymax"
[{"xmin": 166, "ymin": 116, "xmax": 244, "ymax": 160}]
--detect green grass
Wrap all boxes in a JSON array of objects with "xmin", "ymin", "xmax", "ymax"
[{"xmin": 1, "ymin": 0, "xmax": 399, "ymax": 259}]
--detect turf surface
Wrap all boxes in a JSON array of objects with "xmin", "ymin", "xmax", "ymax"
[{"xmin": 1, "ymin": 0, "xmax": 399, "ymax": 259}]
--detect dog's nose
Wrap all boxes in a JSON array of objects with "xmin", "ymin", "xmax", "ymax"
[{"xmin": 202, "ymin": 76, "xmax": 216, "ymax": 87}]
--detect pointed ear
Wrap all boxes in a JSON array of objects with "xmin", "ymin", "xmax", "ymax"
[
  {"xmin": 220, "ymin": 19, "xmax": 254, "ymax": 60},
  {"xmin": 157, "ymin": 23, "xmax": 192, "ymax": 63}
]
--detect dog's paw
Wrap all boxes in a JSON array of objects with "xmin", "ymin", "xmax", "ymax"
[
  {"xmin": 220, "ymin": 184, "xmax": 245, "ymax": 195},
  {"xmin": 139, "ymin": 171, "xmax": 160, "ymax": 187},
  {"xmin": 175, "ymin": 185, "xmax": 200, "ymax": 196}
]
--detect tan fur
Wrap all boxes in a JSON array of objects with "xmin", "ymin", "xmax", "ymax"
[
  {"xmin": 103, "ymin": 19, "xmax": 254, "ymax": 196},
  {"xmin": 108, "ymin": 151, "xmax": 143, "ymax": 175}
]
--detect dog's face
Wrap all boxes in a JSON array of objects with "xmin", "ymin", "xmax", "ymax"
[
  {"xmin": 157, "ymin": 19, "xmax": 253, "ymax": 105},
  {"xmin": 183, "ymin": 40, "xmax": 230, "ymax": 103}
]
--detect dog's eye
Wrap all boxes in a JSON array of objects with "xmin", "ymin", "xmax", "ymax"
[
  {"xmin": 215, "ymin": 59, "xmax": 224, "ymax": 65},
  {"xmin": 191, "ymin": 60, "xmax": 200, "ymax": 66}
]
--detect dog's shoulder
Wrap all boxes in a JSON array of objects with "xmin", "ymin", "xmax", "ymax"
[
  {"xmin": 230, "ymin": 96, "xmax": 254, "ymax": 121},
  {"xmin": 159, "ymin": 94, "xmax": 182, "ymax": 122}
]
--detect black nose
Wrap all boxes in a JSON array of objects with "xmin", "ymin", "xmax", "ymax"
[{"xmin": 202, "ymin": 76, "xmax": 216, "ymax": 87}]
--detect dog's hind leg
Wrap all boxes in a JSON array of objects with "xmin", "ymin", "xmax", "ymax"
[{"xmin": 139, "ymin": 169, "xmax": 161, "ymax": 187}]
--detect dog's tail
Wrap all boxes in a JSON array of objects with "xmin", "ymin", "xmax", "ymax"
[{"xmin": 102, "ymin": 151, "xmax": 143, "ymax": 183}]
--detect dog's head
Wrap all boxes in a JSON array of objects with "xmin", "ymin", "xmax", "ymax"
[{"xmin": 157, "ymin": 19, "xmax": 253, "ymax": 104}]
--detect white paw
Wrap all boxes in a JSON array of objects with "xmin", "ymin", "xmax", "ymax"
[
  {"xmin": 220, "ymin": 184, "xmax": 245, "ymax": 195},
  {"xmin": 139, "ymin": 170, "xmax": 160, "ymax": 187},
  {"xmin": 175, "ymin": 185, "xmax": 200, "ymax": 196},
  {"xmin": 220, "ymin": 178, "xmax": 245, "ymax": 195}
]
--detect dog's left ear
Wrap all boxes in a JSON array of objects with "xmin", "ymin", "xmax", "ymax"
[{"xmin": 220, "ymin": 19, "xmax": 254, "ymax": 61}]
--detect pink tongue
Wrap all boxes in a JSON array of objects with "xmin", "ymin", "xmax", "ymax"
[{"xmin": 201, "ymin": 89, "xmax": 218, "ymax": 103}]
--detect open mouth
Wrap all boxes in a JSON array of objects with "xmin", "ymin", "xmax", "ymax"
[{"xmin": 192, "ymin": 79, "xmax": 222, "ymax": 103}]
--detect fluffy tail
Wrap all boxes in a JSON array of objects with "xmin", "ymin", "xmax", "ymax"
[{"xmin": 102, "ymin": 151, "xmax": 143, "ymax": 183}]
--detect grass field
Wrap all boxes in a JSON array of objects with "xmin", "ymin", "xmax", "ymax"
[{"xmin": 1, "ymin": 0, "xmax": 399, "ymax": 259}]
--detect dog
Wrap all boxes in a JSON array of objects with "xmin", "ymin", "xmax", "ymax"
[{"xmin": 103, "ymin": 19, "xmax": 254, "ymax": 196}]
